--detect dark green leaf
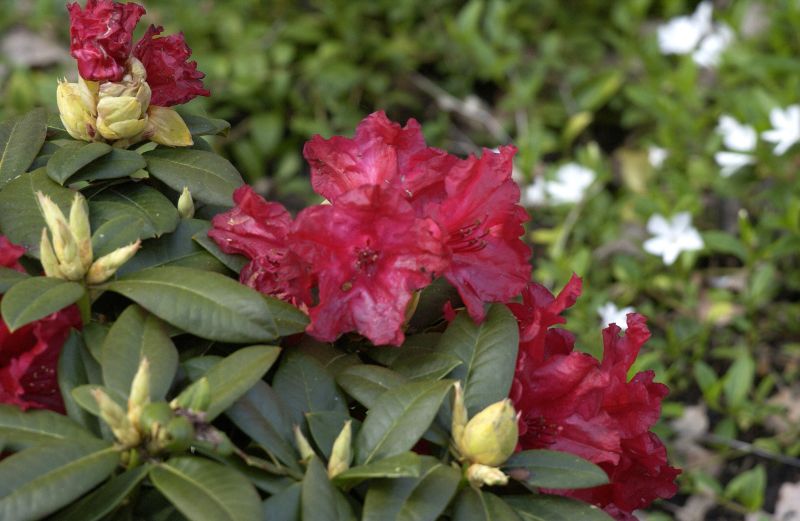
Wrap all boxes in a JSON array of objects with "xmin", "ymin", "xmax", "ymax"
[
  {"xmin": 54, "ymin": 465, "xmax": 149, "ymax": 521},
  {"xmin": 0, "ymin": 266, "xmax": 28, "ymax": 294},
  {"xmin": 0, "ymin": 405, "xmax": 94, "ymax": 450},
  {"xmin": 1, "ymin": 277, "xmax": 85, "ymax": 331},
  {"xmin": 0, "ymin": 108, "xmax": 47, "ymax": 189},
  {"xmin": 67, "ymin": 148, "xmax": 147, "ymax": 184},
  {"xmin": 91, "ymin": 215, "xmax": 144, "ymax": 258},
  {"xmin": 306, "ymin": 410, "xmax": 351, "ymax": 459},
  {"xmin": 294, "ymin": 339, "xmax": 361, "ymax": 377},
  {"xmin": 391, "ymin": 348, "xmax": 462, "ymax": 381},
  {"xmin": 355, "ymin": 379, "xmax": 454, "ymax": 464},
  {"xmin": 149, "ymin": 457, "xmax": 262, "ymax": 521},
  {"xmin": 301, "ymin": 456, "xmax": 355, "ymax": 521},
  {"xmin": 88, "ymin": 183, "xmax": 179, "ymax": 239},
  {"xmin": 144, "ymin": 148, "xmax": 243, "ymax": 207},
  {"xmin": 46, "ymin": 141, "xmax": 112, "ymax": 185},
  {"xmin": 273, "ymin": 351, "xmax": 347, "ymax": 427},
  {"xmin": 452, "ymin": 488, "xmax": 521, "ymax": 521},
  {"xmin": 117, "ymin": 219, "xmax": 222, "ymax": 275},
  {"xmin": 408, "ymin": 277, "xmax": 462, "ymax": 331},
  {"xmin": 192, "ymin": 232, "xmax": 248, "ymax": 273},
  {"xmin": 177, "ymin": 112, "xmax": 231, "ymax": 137},
  {"xmin": 333, "ymin": 452, "xmax": 421, "ymax": 487},
  {"xmin": 504, "ymin": 450, "xmax": 609, "ymax": 489},
  {"xmin": 70, "ymin": 384, "xmax": 125, "ymax": 417},
  {"xmin": 505, "ymin": 495, "xmax": 614, "ymax": 521},
  {"xmin": 58, "ymin": 331, "xmax": 100, "ymax": 434},
  {"xmin": 105, "ymin": 266, "xmax": 308, "ymax": 342},
  {"xmin": 336, "ymin": 365, "xmax": 408, "ymax": 409},
  {"xmin": 262, "ymin": 482, "xmax": 301, "ymax": 521}
]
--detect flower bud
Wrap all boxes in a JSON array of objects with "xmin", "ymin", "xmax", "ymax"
[
  {"xmin": 69, "ymin": 192, "xmax": 93, "ymax": 271},
  {"xmin": 327, "ymin": 420, "xmax": 352, "ymax": 478},
  {"xmin": 451, "ymin": 382, "xmax": 468, "ymax": 449},
  {"xmin": 466, "ymin": 463, "xmax": 509, "ymax": 488},
  {"xmin": 164, "ymin": 415, "xmax": 195, "ymax": 452},
  {"xmin": 171, "ymin": 377, "xmax": 211, "ymax": 412},
  {"xmin": 39, "ymin": 228, "xmax": 65, "ymax": 279},
  {"xmin": 139, "ymin": 401, "xmax": 173, "ymax": 437},
  {"xmin": 127, "ymin": 357, "xmax": 151, "ymax": 427},
  {"xmin": 96, "ymin": 96, "xmax": 147, "ymax": 141},
  {"xmin": 293, "ymin": 425, "xmax": 315, "ymax": 465},
  {"xmin": 145, "ymin": 106, "xmax": 193, "ymax": 147},
  {"xmin": 456, "ymin": 399, "xmax": 518, "ymax": 467},
  {"xmin": 36, "ymin": 192, "xmax": 85, "ymax": 281},
  {"xmin": 92, "ymin": 388, "xmax": 140, "ymax": 447},
  {"xmin": 86, "ymin": 240, "xmax": 141, "ymax": 284},
  {"xmin": 56, "ymin": 79, "xmax": 97, "ymax": 141},
  {"xmin": 178, "ymin": 187, "xmax": 195, "ymax": 219}
]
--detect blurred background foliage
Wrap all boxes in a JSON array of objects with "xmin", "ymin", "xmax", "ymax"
[{"xmin": 2, "ymin": 0, "xmax": 800, "ymax": 518}]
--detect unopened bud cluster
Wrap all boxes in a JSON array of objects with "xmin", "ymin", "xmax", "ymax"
[
  {"xmin": 37, "ymin": 191, "xmax": 140, "ymax": 284},
  {"xmin": 58, "ymin": 57, "xmax": 192, "ymax": 148},
  {"xmin": 451, "ymin": 382, "xmax": 519, "ymax": 488},
  {"xmin": 293, "ymin": 420, "xmax": 353, "ymax": 478}
]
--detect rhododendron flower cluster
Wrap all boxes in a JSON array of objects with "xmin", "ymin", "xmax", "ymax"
[
  {"xmin": 509, "ymin": 275, "xmax": 680, "ymax": 520},
  {"xmin": 0, "ymin": 236, "xmax": 82, "ymax": 413},
  {"xmin": 210, "ymin": 112, "xmax": 531, "ymax": 346}
]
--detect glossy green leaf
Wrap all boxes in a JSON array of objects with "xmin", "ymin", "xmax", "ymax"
[
  {"xmin": 177, "ymin": 112, "xmax": 231, "ymax": 137},
  {"xmin": 71, "ymin": 384, "xmax": 125, "ymax": 417},
  {"xmin": 1, "ymin": 277, "xmax": 85, "ymax": 331},
  {"xmin": 336, "ymin": 364, "xmax": 408, "ymax": 409},
  {"xmin": 149, "ymin": 457, "xmax": 262, "ymax": 521},
  {"xmin": 0, "ymin": 108, "xmax": 47, "ymax": 189},
  {"xmin": 306, "ymin": 410, "xmax": 351, "ymax": 460},
  {"xmin": 273, "ymin": 351, "xmax": 347, "ymax": 427},
  {"xmin": 0, "ymin": 405, "xmax": 94, "ymax": 450},
  {"xmin": 144, "ymin": 148, "xmax": 243, "ymax": 206},
  {"xmin": 437, "ymin": 304, "xmax": 518, "ymax": 415},
  {"xmin": 192, "ymin": 232, "xmax": 248, "ymax": 273},
  {"xmin": 0, "ymin": 439, "xmax": 119, "ymax": 520},
  {"xmin": 46, "ymin": 141, "xmax": 112, "ymax": 184},
  {"xmin": 0, "ymin": 266, "xmax": 28, "ymax": 294},
  {"xmin": 505, "ymin": 495, "xmax": 614, "ymax": 521},
  {"xmin": 67, "ymin": 148, "xmax": 147, "ymax": 184},
  {"xmin": 334, "ymin": 451, "xmax": 421, "ymax": 487},
  {"xmin": 504, "ymin": 450, "xmax": 609, "ymax": 489},
  {"xmin": 261, "ymin": 482, "xmax": 301, "ymax": 521},
  {"xmin": 91, "ymin": 215, "xmax": 144, "ymax": 258},
  {"xmin": 0, "ymin": 168, "xmax": 76, "ymax": 257},
  {"xmin": 105, "ymin": 266, "xmax": 308, "ymax": 343},
  {"xmin": 58, "ymin": 331, "xmax": 100, "ymax": 434},
  {"xmin": 452, "ymin": 488, "xmax": 521, "ymax": 521},
  {"xmin": 54, "ymin": 465, "xmax": 149, "ymax": 521},
  {"xmin": 88, "ymin": 183, "xmax": 179, "ymax": 239},
  {"xmin": 391, "ymin": 348, "xmax": 462, "ymax": 381},
  {"xmin": 301, "ymin": 456, "xmax": 355, "ymax": 521},
  {"xmin": 355, "ymin": 379, "xmax": 454, "ymax": 464},
  {"xmin": 101, "ymin": 305, "xmax": 178, "ymax": 400},
  {"xmin": 197, "ymin": 345, "xmax": 281, "ymax": 420}
]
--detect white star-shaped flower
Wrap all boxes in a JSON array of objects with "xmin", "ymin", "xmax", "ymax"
[
  {"xmin": 643, "ymin": 212, "xmax": 704, "ymax": 266},
  {"xmin": 523, "ymin": 177, "xmax": 547, "ymax": 207},
  {"xmin": 717, "ymin": 115, "xmax": 757, "ymax": 152},
  {"xmin": 657, "ymin": 2, "xmax": 733, "ymax": 68},
  {"xmin": 692, "ymin": 23, "xmax": 734, "ymax": 67},
  {"xmin": 762, "ymin": 105, "xmax": 800, "ymax": 156},
  {"xmin": 597, "ymin": 302, "xmax": 635, "ymax": 330},
  {"xmin": 714, "ymin": 151, "xmax": 755, "ymax": 177},
  {"xmin": 648, "ymin": 146, "xmax": 668, "ymax": 169},
  {"xmin": 545, "ymin": 163, "xmax": 596, "ymax": 204}
]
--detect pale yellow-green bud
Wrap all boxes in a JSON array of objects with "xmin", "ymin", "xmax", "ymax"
[
  {"xmin": 145, "ymin": 106, "xmax": 193, "ymax": 147},
  {"xmin": 456, "ymin": 399, "xmax": 518, "ymax": 467},
  {"xmin": 177, "ymin": 187, "xmax": 195, "ymax": 219},
  {"xmin": 93, "ymin": 388, "xmax": 140, "ymax": 447},
  {"xmin": 86, "ymin": 240, "xmax": 141, "ymax": 285},
  {"xmin": 128, "ymin": 57, "xmax": 147, "ymax": 83},
  {"xmin": 69, "ymin": 192, "xmax": 93, "ymax": 271},
  {"xmin": 327, "ymin": 420, "xmax": 352, "ymax": 478},
  {"xmin": 36, "ymin": 192, "xmax": 85, "ymax": 281},
  {"xmin": 39, "ymin": 228, "xmax": 65, "ymax": 279},
  {"xmin": 128, "ymin": 358, "xmax": 151, "ymax": 427},
  {"xmin": 293, "ymin": 425, "xmax": 315, "ymax": 465},
  {"xmin": 170, "ymin": 377, "xmax": 211, "ymax": 412},
  {"xmin": 451, "ymin": 382, "xmax": 468, "ymax": 452},
  {"xmin": 96, "ymin": 96, "xmax": 147, "ymax": 141},
  {"xmin": 466, "ymin": 463, "xmax": 509, "ymax": 488},
  {"xmin": 56, "ymin": 79, "xmax": 97, "ymax": 141}
]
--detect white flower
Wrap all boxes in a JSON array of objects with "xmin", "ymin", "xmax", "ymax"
[
  {"xmin": 657, "ymin": 2, "xmax": 733, "ymax": 68},
  {"xmin": 523, "ymin": 177, "xmax": 547, "ymax": 206},
  {"xmin": 717, "ymin": 115, "xmax": 757, "ymax": 152},
  {"xmin": 693, "ymin": 23, "xmax": 734, "ymax": 67},
  {"xmin": 643, "ymin": 212, "xmax": 704, "ymax": 266},
  {"xmin": 762, "ymin": 105, "xmax": 800, "ymax": 156},
  {"xmin": 521, "ymin": 163, "xmax": 596, "ymax": 206},
  {"xmin": 714, "ymin": 151, "xmax": 755, "ymax": 177},
  {"xmin": 648, "ymin": 146, "xmax": 668, "ymax": 168},
  {"xmin": 597, "ymin": 302, "xmax": 635, "ymax": 330}
]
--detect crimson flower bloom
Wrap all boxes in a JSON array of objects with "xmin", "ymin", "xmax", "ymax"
[
  {"xmin": 292, "ymin": 185, "xmax": 447, "ymax": 346},
  {"xmin": 0, "ymin": 236, "xmax": 25, "ymax": 272},
  {"xmin": 133, "ymin": 25, "xmax": 210, "ymax": 107},
  {"xmin": 208, "ymin": 185, "xmax": 312, "ymax": 308},
  {"xmin": 510, "ymin": 277, "xmax": 679, "ymax": 520},
  {"xmin": 67, "ymin": 0, "xmax": 145, "ymax": 82}
]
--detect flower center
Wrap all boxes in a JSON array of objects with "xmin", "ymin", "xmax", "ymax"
[{"xmin": 448, "ymin": 217, "xmax": 489, "ymax": 253}]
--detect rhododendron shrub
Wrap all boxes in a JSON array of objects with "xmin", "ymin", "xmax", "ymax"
[{"xmin": 0, "ymin": 2, "xmax": 678, "ymax": 520}]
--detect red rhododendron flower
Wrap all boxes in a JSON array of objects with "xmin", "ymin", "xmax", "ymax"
[
  {"xmin": 0, "ymin": 307, "xmax": 82, "ymax": 413},
  {"xmin": 133, "ymin": 25, "xmax": 210, "ymax": 107},
  {"xmin": 510, "ymin": 277, "xmax": 679, "ymax": 519},
  {"xmin": 209, "ymin": 185, "xmax": 312, "ymax": 308},
  {"xmin": 0, "ymin": 236, "xmax": 25, "ymax": 273},
  {"xmin": 67, "ymin": 0, "xmax": 145, "ymax": 82},
  {"xmin": 292, "ymin": 185, "xmax": 447, "ymax": 345}
]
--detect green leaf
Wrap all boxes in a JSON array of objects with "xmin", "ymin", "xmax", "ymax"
[
  {"xmin": 505, "ymin": 495, "xmax": 614, "ymax": 521},
  {"xmin": 723, "ymin": 353, "xmax": 754, "ymax": 410},
  {"xmin": 504, "ymin": 450, "xmax": 609, "ymax": 489},
  {"xmin": 0, "ymin": 266, "xmax": 28, "ymax": 294},
  {"xmin": 262, "ymin": 482, "xmax": 301, "ymax": 521},
  {"xmin": 70, "ymin": 384, "xmax": 126, "ymax": 417},
  {"xmin": 0, "ymin": 277, "xmax": 85, "ymax": 331},
  {"xmin": 702, "ymin": 231, "xmax": 748, "ymax": 262},
  {"xmin": 390, "ymin": 348, "xmax": 462, "ymax": 381},
  {"xmin": 226, "ymin": 381, "xmax": 299, "ymax": 471},
  {"xmin": 101, "ymin": 305, "xmax": 179, "ymax": 401},
  {"xmin": 91, "ymin": 215, "xmax": 144, "ymax": 258},
  {"xmin": 355, "ymin": 379, "xmax": 454, "ymax": 464},
  {"xmin": 197, "ymin": 345, "xmax": 282, "ymax": 420},
  {"xmin": 105, "ymin": 266, "xmax": 308, "ymax": 343},
  {"xmin": 273, "ymin": 351, "xmax": 348, "ymax": 427},
  {"xmin": 0, "ymin": 108, "xmax": 47, "ymax": 189},
  {"xmin": 67, "ymin": 148, "xmax": 147, "ymax": 184},
  {"xmin": 452, "ymin": 488, "xmax": 521, "ymax": 521},
  {"xmin": 408, "ymin": 277, "xmax": 462, "ymax": 331},
  {"xmin": 724, "ymin": 464, "xmax": 766, "ymax": 511},
  {"xmin": 336, "ymin": 365, "xmax": 408, "ymax": 409},
  {"xmin": 0, "ymin": 439, "xmax": 119, "ymax": 520},
  {"xmin": 58, "ymin": 331, "xmax": 100, "ymax": 434},
  {"xmin": 301, "ymin": 456, "xmax": 355, "ymax": 521},
  {"xmin": 177, "ymin": 112, "xmax": 231, "ymax": 137},
  {"xmin": 88, "ymin": 183, "xmax": 179, "ymax": 240},
  {"xmin": 333, "ymin": 452, "xmax": 421, "ymax": 487},
  {"xmin": 192, "ymin": 232, "xmax": 248, "ymax": 273},
  {"xmin": 0, "ymin": 405, "xmax": 94, "ymax": 450},
  {"xmin": 306, "ymin": 410, "xmax": 351, "ymax": 459},
  {"xmin": 0, "ymin": 168, "xmax": 76, "ymax": 257},
  {"xmin": 438, "ymin": 304, "xmax": 518, "ymax": 414},
  {"xmin": 54, "ymin": 465, "xmax": 149, "ymax": 521},
  {"xmin": 149, "ymin": 457, "xmax": 262, "ymax": 521},
  {"xmin": 362, "ymin": 456, "xmax": 460, "ymax": 521},
  {"xmin": 46, "ymin": 141, "xmax": 112, "ymax": 185},
  {"xmin": 144, "ymin": 148, "xmax": 243, "ymax": 206}
]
